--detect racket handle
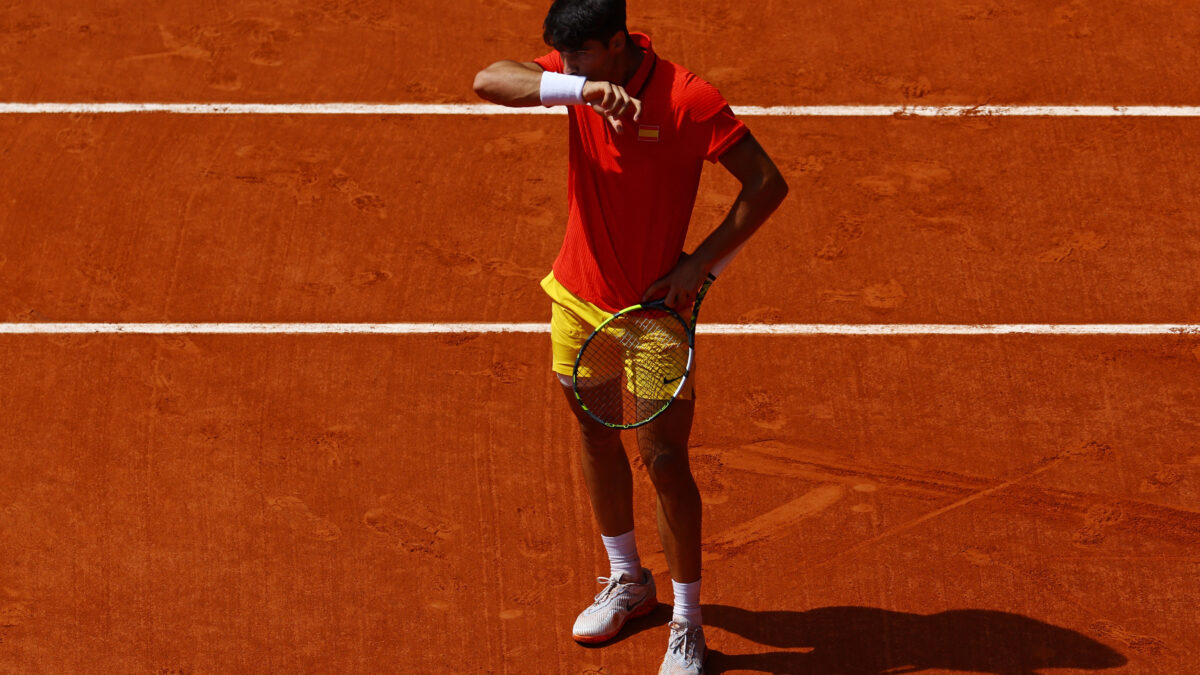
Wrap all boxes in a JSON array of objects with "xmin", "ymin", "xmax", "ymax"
[{"xmin": 708, "ymin": 241, "xmax": 748, "ymax": 279}]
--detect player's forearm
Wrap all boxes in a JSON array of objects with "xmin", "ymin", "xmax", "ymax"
[
  {"xmin": 691, "ymin": 173, "xmax": 788, "ymax": 273},
  {"xmin": 472, "ymin": 60, "xmax": 545, "ymax": 107}
]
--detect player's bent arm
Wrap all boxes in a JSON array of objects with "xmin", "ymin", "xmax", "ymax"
[
  {"xmin": 690, "ymin": 134, "xmax": 789, "ymax": 274},
  {"xmin": 472, "ymin": 60, "xmax": 546, "ymax": 107}
]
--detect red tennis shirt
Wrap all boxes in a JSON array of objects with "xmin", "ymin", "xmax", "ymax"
[{"xmin": 534, "ymin": 33, "xmax": 748, "ymax": 313}]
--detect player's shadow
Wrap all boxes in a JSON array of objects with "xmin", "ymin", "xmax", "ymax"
[{"xmin": 704, "ymin": 604, "xmax": 1127, "ymax": 674}]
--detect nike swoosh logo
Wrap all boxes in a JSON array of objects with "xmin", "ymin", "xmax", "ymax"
[{"xmin": 663, "ymin": 374, "xmax": 683, "ymax": 385}]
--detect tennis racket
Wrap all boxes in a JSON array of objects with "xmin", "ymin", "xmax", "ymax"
[{"xmin": 571, "ymin": 247, "xmax": 742, "ymax": 429}]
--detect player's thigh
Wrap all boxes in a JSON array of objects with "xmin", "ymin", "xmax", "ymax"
[
  {"xmin": 557, "ymin": 375, "xmax": 622, "ymax": 445},
  {"xmin": 634, "ymin": 348, "xmax": 697, "ymax": 456},
  {"xmin": 549, "ymin": 300, "xmax": 621, "ymax": 442},
  {"xmin": 635, "ymin": 395, "xmax": 694, "ymax": 467}
]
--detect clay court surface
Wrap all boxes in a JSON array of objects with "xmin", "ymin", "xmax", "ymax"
[{"xmin": 2, "ymin": 1, "xmax": 1200, "ymax": 673}]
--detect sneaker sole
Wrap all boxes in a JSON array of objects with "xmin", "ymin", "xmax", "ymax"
[{"xmin": 572, "ymin": 596, "xmax": 658, "ymax": 644}]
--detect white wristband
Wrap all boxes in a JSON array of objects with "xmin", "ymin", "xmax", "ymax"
[{"xmin": 540, "ymin": 71, "xmax": 586, "ymax": 107}]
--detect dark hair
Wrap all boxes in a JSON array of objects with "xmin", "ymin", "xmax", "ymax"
[{"xmin": 543, "ymin": 0, "xmax": 628, "ymax": 51}]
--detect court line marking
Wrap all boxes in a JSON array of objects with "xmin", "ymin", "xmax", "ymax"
[
  {"xmin": 814, "ymin": 453, "xmax": 1070, "ymax": 568},
  {"xmin": 0, "ymin": 323, "xmax": 1197, "ymax": 335},
  {"xmin": 4, "ymin": 103, "xmax": 1200, "ymax": 117}
]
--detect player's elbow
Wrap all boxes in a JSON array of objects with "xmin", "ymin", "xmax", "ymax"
[
  {"xmin": 760, "ymin": 168, "xmax": 789, "ymax": 210},
  {"xmin": 474, "ymin": 62, "xmax": 521, "ymax": 102},
  {"xmin": 472, "ymin": 66, "xmax": 500, "ymax": 102}
]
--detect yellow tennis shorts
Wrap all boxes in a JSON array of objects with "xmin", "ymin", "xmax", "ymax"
[{"xmin": 542, "ymin": 271, "xmax": 695, "ymax": 400}]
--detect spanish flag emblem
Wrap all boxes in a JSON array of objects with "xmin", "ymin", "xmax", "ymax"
[{"xmin": 637, "ymin": 125, "xmax": 660, "ymax": 142}]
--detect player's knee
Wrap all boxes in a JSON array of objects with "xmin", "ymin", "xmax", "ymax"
[{"xmin": 646, "ymin": 450, "xmax": 692, "ymax": 494}]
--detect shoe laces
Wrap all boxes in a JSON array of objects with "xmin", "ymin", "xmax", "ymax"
[
  {"xmin": 667, "ymin": 621, "xmax": 701, "ymax": 662},
  {"xmin": 592, "ymin": 576, "xmax": 622, "ymax": 604}
]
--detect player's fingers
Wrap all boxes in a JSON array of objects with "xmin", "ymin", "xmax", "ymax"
[
  {"xmin": 601, "ymin": 85, "xmax": 618, "ymax": 112},
  {"xmin": 614, "ymin": 89, "xmax": 632, "ymax": 118},
  {"xmin": 681, "ymin": 283, "xmax": 699, "ymax": 306},
  {"xmin": 664, "ymin": 286, "xmax": 681, "ymax": 310},
  {"xmin": 592, "ymin": 100, "xmax": 622, "ymax": 132},
  {"xmin": 610, "ymin": 96, "xmax": 625, "ymax": 119},
  {"xmin": 631, "ymin": 97, "xmax": 643, "ymax": 122},
  {"xmin": 642, "ymin": 279, "xmax": 666, "ymax": 302}
]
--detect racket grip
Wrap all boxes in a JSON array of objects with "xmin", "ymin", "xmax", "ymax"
[{"xmin": 709, "ymin": 241, "xmax": 748, "ymax": 278}]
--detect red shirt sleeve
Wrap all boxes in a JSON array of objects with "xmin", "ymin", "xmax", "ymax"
[
  {"xmin": 678, "ymin": 77, "xmax": 749, "ymax": 163},
  {"xmin": 533, "ymin": 51, "xmax": 563, "ymax": 73}
]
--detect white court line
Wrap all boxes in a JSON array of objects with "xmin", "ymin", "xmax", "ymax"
[
  {"xmin": 0, "ymin": 323, "xmax": 1197, "ymax": 335},
  {"xmin": 3, "ymin": 103, "xmax": 1200, "ymax": 116}
]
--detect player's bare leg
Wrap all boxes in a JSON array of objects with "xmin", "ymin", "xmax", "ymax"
[
  {"xmin": 636, "ymin": 397, "xmax": 701, "ymax": 583},
  {"xmin": 559, "ymin": 375, "xmax": 659, "ymax": 644},
  {"xmin": 558, "ymin": 376, "xmax": 634, "ymax": 536}
]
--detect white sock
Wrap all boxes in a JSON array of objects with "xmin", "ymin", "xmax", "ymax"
[
  {"xmin": 671, "ymin": 579, "xmax": 702, "ymax": 626},
  {"xmin": 600, "ymin": 530, "xmax": 642, "ymax": 581}
]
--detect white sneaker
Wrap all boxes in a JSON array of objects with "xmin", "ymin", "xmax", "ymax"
[
  {"xmin": 658, "ymin": 619, "xmax": 706, "ymax": 674},
  {"xmin": 572, "ymin": 568, "xmax": 657, "ymax": 643}
]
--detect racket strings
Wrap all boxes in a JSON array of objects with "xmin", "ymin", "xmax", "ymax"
[{"xmin": 575, "ymin": 309, "xmax": 690, "ymax": 427}]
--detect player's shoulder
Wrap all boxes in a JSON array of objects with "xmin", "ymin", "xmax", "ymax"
[
  {"xmin": 662, "ymin": 61, "xmax": 731, "ymax": 122},
  {"xmin": 533, "ymin": 50, "xmax": 562, "ymax": 73}
]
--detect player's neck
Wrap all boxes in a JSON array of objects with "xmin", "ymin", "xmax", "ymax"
[{"xmin": 616, "ymin": 39, "xmax": 645, "ymax": 86}]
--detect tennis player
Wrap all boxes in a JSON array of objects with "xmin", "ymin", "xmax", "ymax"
[{"xmin": 474, "ymin": 1, "xmax": 787, "ymax": 671}]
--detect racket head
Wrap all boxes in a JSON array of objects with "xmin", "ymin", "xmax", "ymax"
[{"xmin": 572, "ymin": 301, "xmax": 694, "ymax": 429}]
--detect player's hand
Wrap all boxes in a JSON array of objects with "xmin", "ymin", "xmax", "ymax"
[
  {"xmin": 582, "ymin": 80, "xmax": 643, "ymax": 134},
  {"xmin": 642, "ymin": 253, "xmax": 709, "ymax": 313}
]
